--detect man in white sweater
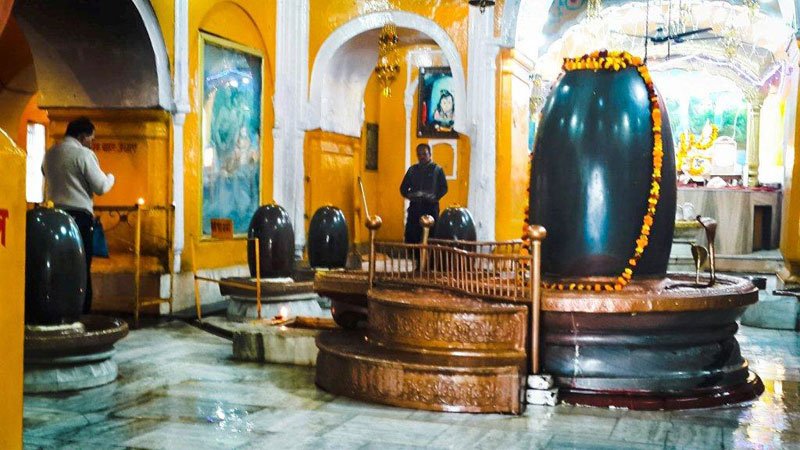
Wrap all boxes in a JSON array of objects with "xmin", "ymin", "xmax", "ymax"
[{"xmin": 43, "ymin": 117, "xmax": 115, "ymax": 314}]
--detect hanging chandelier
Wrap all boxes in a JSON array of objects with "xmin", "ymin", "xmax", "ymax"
[
  {"xmin": 468, "ymin": 0, "xmax": 495, "ymax": 14},
  {"xmin": 375, "ymin": 23, "xmax": 400, "ymax": 97}
]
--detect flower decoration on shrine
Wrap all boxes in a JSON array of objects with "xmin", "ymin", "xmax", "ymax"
[
  {"xmin": 374, "ymin": 23, "xmax": 400, "ymax": 98},
  {"xmin": 524, "ymin": 50, "xmax": 664, "ymax": 292},
  {"xmin": 677, "ymin": 124, "xmax": 719, "ymax": 180}
]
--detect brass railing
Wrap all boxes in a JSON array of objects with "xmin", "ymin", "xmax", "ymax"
[
  {"xmin": 426, "ymin": 238, "xmax": 525, "ymax": 256},
  {"xmin": 94, "ymin": 203, "xmax": 174, "ymax": 328},
  {"xmin": 365, "ymin": 214, "xmax": 547, "ymax": 374}
]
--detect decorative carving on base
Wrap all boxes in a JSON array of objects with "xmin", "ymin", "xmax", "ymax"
[{"xmin": 316, "ymin": 331, "xmax": 524, "ymax": 414}]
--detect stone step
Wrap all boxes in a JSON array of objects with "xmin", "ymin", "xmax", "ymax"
[
  {"xmin": 368, "ymin": 287, "xmax": 528, "ymax": 356},
  {"xmin": 316, "ymin": 331, "xmax": 526, "ymax": 414}
]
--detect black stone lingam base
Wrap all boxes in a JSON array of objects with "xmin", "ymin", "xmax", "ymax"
[
  {"xmin": 541, "ymin": 273, "xmax": 763, "ymax": 410},
  {"xmin": 24, "ymin": 315, "xmax": 128, "ymax": 393}
]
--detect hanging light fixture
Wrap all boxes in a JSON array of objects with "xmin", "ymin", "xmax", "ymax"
[
  {"xmin": 468, "ymin": 0, "xmax": 495, "ymax": 14},
  {"xmin": 375, "ymin": 23, "xmax": 400, "ymax": 97}
]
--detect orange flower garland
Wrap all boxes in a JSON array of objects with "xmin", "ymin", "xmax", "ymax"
[{"xmin": 524, "ymin": 50, "xmax": 664, "ymax": 292}]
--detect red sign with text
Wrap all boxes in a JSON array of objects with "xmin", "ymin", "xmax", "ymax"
[{"xmin": 0, "ymin": 209, "xmax": 8, "ymax": 247}]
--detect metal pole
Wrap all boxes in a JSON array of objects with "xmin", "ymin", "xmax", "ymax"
[
  {"xmin": 134, "ymin": 204, "xmax": 142, "ymax": 328},
  {"xmin": 420, "ymin": 215, "xmax": 434, "ymax": 274},
  {"xmin": 527, "ymin": 225, "xmax": 547, "ymax": 375},
  {"xmin": 358, "ymin": 176, "xmax": 371, "ymax": 220},
  {"xmin": 367, "ymin": 216, "xmax": 382, "ymax": 289},
  {"xmin": 168, "ymin": 205, "xmax": 175, "ymax": 316},
  {"xmin": 255, "ymin": 238, "xmax": 262, "ymax": 320},
  {"xmin": 190, "ymin": 235, "xmax": 202, "ymax": 321}
]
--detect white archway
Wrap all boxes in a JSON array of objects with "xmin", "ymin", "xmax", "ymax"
[
  {"xmin": 307, "ymin": 11, "xmax": 468, "ymax": 137},
  {"xmin": 132, "ymin": 0, "xmax": 174, "ymax": 110}
]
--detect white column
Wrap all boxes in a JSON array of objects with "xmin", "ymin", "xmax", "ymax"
[
  {"xmin": 466, "ymin": 6, "xmax": 500, "ymax": 241},
  {"xmin": 171, "ymin": 0, "xmax": 190, "ymax": 271},
  {"xmin": 274, "ymin": 0, "xmax": 310, "ymax": 256},
  {"xmin": 746, "ymin": 100, "xmax": 763, "ymax": 187}
]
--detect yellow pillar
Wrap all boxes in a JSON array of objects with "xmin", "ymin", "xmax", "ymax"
[
  {"xmin": 779, "ymin": 64, "xmax": 800, "ymax": 287},
  {"xmin": 0, "ymin": 128, "xmax": 26, "ymax": 450}
]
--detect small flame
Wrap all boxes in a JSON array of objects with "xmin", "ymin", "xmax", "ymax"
[
  {"xmin": 279, "ymin": 306, "xmax": 290, "ymax": 319},
  {"xmin": 137, "ymin": 197, "xmax": 145, "ymax": 206}
]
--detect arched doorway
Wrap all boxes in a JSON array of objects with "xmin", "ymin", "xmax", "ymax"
[
  {"xmin": 306, "ymin": 11, "xmax": 470, "ymax": 245},
  {"xmin": 0, "ymin": 0, "xmax": 174, "ymax": 313}
]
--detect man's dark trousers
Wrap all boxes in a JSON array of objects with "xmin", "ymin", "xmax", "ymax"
[
  {"xmin": 404, "ymin": 201, "xmax": 439, "ymax": 244},
  {"xmin": 65, "ymin": 209, "xmax": 94, "ymax": 314}
]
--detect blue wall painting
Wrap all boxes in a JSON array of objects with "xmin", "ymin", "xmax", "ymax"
[
  {"xmin": 201, "ymin": 37, "xmax": 262, "ymax": 236},
  {"xmin": 417, "ymin": 67, "xmax": 458, "ymax": 138}
]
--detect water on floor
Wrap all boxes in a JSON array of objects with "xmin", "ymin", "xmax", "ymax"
[{"xmin": 22, "ymin": 320, "xmax": 800, "ymax": 449}]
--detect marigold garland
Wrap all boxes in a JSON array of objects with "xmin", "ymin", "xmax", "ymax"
[
  {"xmin": 676, "ymin": 124, "xmax": 719, "ymax": 171},
  {"xmin": 524, "ymin": 50, "xmax": 664, "ymax": 292}
]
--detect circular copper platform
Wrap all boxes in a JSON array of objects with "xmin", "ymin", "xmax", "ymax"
[
  {"xmin": 314, "ymin": 270, "xmax": 369, "ymax": 329},
  {"xmin": 542, "ymin": 273, "xmax": 757, "ymax": 313},
  {"xmin": 541, "ymin": 273, "xmax": 761, "ymax": 410},
  {"xmin": 316, "ymin": 330, "xmax": 525, "ymax": 414},
  {"xmin": 368, "ymin": 288, "xmax": 526, "ymax": 357}
]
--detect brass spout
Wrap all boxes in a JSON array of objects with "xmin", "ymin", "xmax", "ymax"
[{"xmin": 696, "ymin": 216, "xmax": 717, "ymax": 286}]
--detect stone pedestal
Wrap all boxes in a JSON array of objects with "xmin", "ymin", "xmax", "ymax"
[
  {"xmin": 226, "ymin": 292, "xmax": 324, "ymax": 322},
  {"xmin": 23, "ymin": 316, "xmax": 128, "ymax": 393},
  {"xmin": 220, "ymin": 277, "xmax": 325, "ymax": 322}
]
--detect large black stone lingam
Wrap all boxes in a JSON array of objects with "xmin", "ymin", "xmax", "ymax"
[
  {"xmin": 308, "ymin": 206, "xmax": 349, "ymax": 269},
  {"xmin": 530, "ymin": 67, "xmax": 676, "ymax": 277},
  {"xmin": 247, "ymin": 204, "xmax": 295, "ymax": 278},
  {"xmin": 25, "ymin": 206, "xmax": 86, "ymax": 325},
  {"xmin": 432, "ymin": 206, "xmax": 477, "ymax": 241}
]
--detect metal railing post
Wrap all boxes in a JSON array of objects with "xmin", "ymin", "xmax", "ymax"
[
  {"xmin": 527, "ymin": 225, "xmax": 547, "ymax": 375},
  {"xmin": 254, "ymin": 237, "xmax": 261, "ymax": 320},
  {"xmin": 134, "ymin": 204, "xmax": 142, "ymax": 328},
  {"xmin": 420, "ymin": 215, "xmax": 434, "ymax": 275},
  {"xmin": 366, "ymin": 216, "xmax": 382, "ymax": 289}
]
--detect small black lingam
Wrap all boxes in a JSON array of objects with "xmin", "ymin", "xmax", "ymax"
[
  {"xmin": 23, "ymin": 204, "xmax": 128, "ymax": 393},
  {"xmin": 307, "ymin": 206, "xmax": 349, "ymax": 269},
  {"xmin": 247, "ymin": 203, "xmax": 295, "ymax": 278},
  {"xmin": 223, "ymin": 203, "xmax": 324, "ymax": 321},
  {"xmin": 432, "ymin": 206, "xmax": 477, "ymax": 242},
  {"xmin": 25, "ymin": 206, "xmax": 86, "ymax": 324}
]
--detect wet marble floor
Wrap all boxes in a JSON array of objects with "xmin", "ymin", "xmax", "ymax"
[{"xmin": 23, "ymin": 319, "xmax": 800, "ymax": 450}]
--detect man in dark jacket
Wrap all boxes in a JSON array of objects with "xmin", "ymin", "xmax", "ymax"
[{"xmin": 400, "ymin": 143, "xmax": 448, "ymax": 243}]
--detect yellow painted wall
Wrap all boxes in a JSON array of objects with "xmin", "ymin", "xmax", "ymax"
[
  {"xmin": 495, "ymin": 50, "xmax": 533, "ymax": 241},
  {"xmin": 180, "ymin": 0, "xmax": 277, "ymax": 269},
  {"xmin": 0, "ymin": 129, "xmax": 26, "ymax": 450},
  {"xmin": 780, "ymin": 69, "xmax": 800, "ymax": 282},
  {"xmin": 46, "ymin": 110, "xmax": 171, "ymax": 256}
]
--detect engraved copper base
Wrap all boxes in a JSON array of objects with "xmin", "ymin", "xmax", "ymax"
[
  {"xmin": 316, "ymin": 331, "xmax": 525, "ymax": 414},
  {"xmin": 314, "ymin": 271, "xmax": 369, "ymax": 329},
  {"xmin": 561, "ymin": 372, "xmax": 764, "ymax": 410},
  {"xmin": 315, "ymin": 287, "xmax": 527, "ymax": 413},
  {"xmin": 542, "ymin": 273, "xmax": 762, "ymax": 410}
]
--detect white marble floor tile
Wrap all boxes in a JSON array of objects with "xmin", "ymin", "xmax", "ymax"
[
  {"xmin": 320, "ymin": 415, "xmax": 449, "ymax": 446},
  {"xmin": 122, "ymin": 422, "xmax": 256, "ymax": 450}
]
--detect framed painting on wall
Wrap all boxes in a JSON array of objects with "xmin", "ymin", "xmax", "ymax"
[
  {"xmin": 416, "ymin": 67, "xmax": 458, "ymax": 138},
  {"xmin": 365, "ymin": 123, "xmax": 378, "ymax": 171},
  {"xmin": 200, "ymin": 33, "xmax": 263, "ymax": 236}
]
